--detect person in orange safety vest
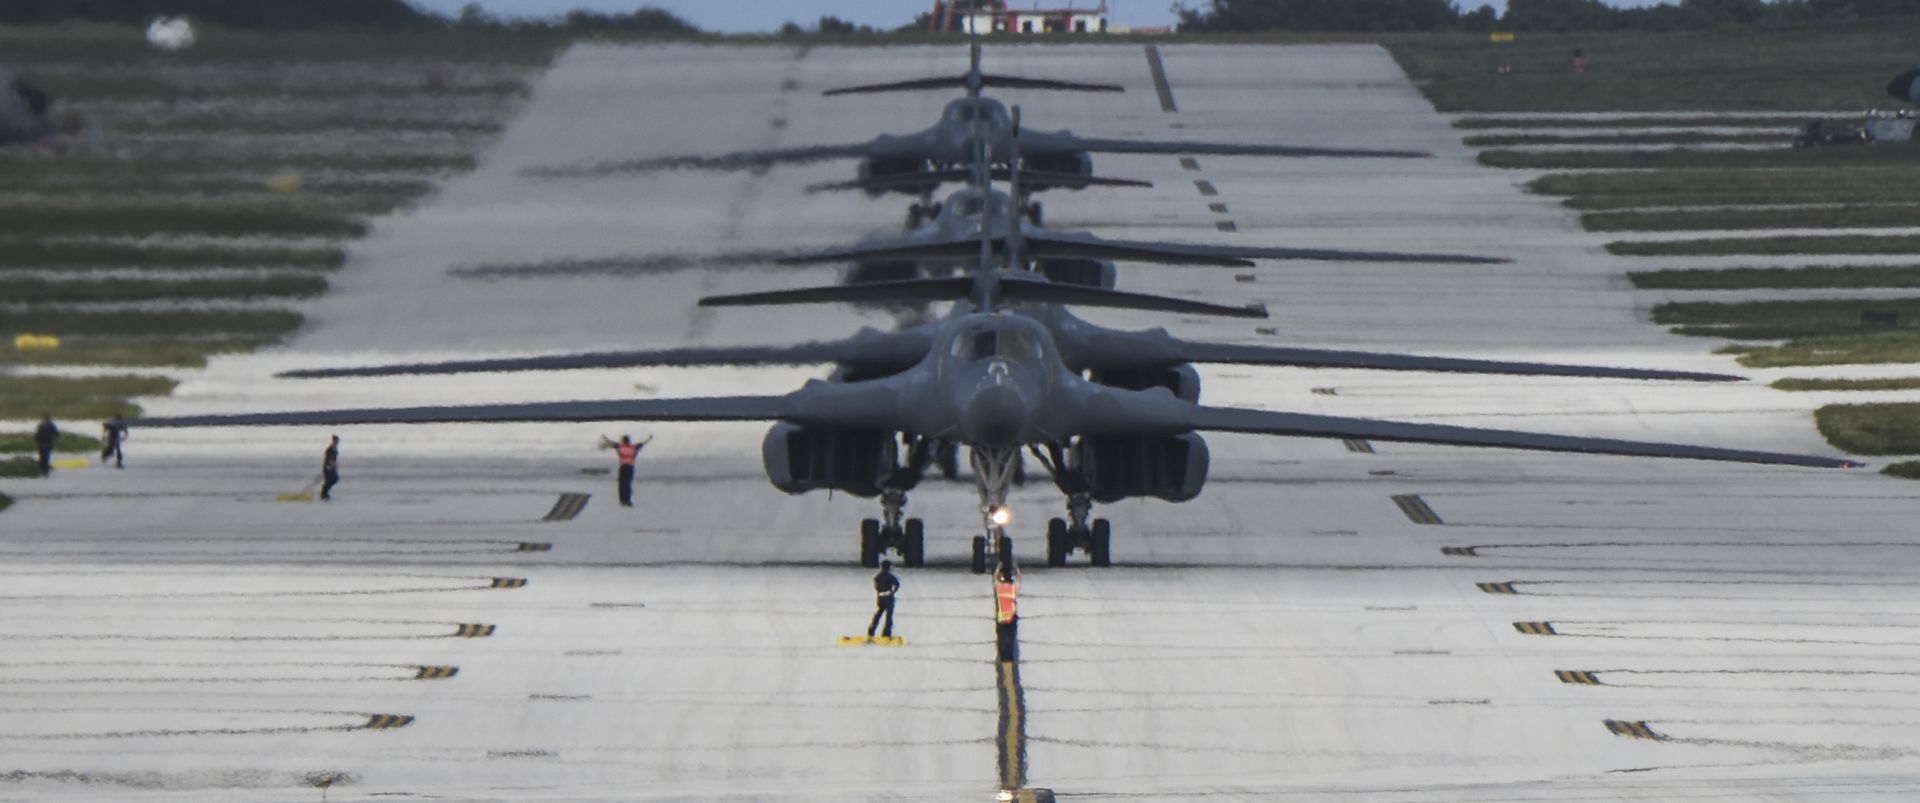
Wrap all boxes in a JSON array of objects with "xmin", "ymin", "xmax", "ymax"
[{"xmin": 598, "ymin": 433, "xmax": 652, "ymax": 507}]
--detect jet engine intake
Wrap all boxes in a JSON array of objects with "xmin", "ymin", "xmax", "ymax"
[
  {"xmin": 762, "ymin": 423, "xmax": 897, "ymax": 497},
  {"xmin": 1037, "ymin": 258, "xmax": 1117, "ymax": 289},
  {"xmin": 857, "ymin": 157, "xmax": 936, "ymax": 196},
  {"xmin": 1020, "ymin": 153, "xmax": 1094, "ymax": 187},
  {"xmin": 1073, "ymin": 433, "xmax": 1209, "ymax": 503},
  {"xmin": 1090, "ymin": 364, "xmax": 1201, "ymax": 403}
]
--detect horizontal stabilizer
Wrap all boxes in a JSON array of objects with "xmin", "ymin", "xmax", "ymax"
[
  {"xmin": 779, "ymin": 236, "xmax": 1251, "ymax": 268},
  {"xmin": 806, "ymin": 168, "xmax": 1151, "ymax": 194},
  {"xmin": 701, "ymin": 275, "xmax": 1266, "ymax": 319},
  {"xmin": 823, "ymin": 74, "xmax": 1123, "ymax": 96}
]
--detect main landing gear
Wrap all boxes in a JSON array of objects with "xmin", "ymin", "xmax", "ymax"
[
  {"xmin": 1045, "ymin": 494, "xmax": 1110, "ymax": 567},
  {"xmin": 861, "ymin": 488, "xmax": 925, "ymax": 569}
]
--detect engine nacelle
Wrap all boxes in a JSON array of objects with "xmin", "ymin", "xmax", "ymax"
[
  {"xmin": 1089, "ymin": 364, "xmax": 1201, "ymax": 403},
  {"xmin": 1036, "ymin": 258, "xmax": 1117, "ymax": 289},
  {"xmin": 857, "ymin": 156, "xmax": 935, "ymax": 196},
  {"xmin": 1074, "ymin": 433, "xmax": 1209, "ymax": 504},
  {"xmin": 1020, "ymin": 152, "xmax": 1094, "ymax": 188},
  {"xmin": 1890, "ymin": 68, "xmax": 1920, "ymax": 105},
  {"xmin": 762, "ymin": 423, "xmax": 896, "ymax": 497}
]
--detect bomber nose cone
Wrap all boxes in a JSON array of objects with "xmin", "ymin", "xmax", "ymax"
[{"xmin": 961, "ymin": 383, "xmax": 1027, "ymax": 447}]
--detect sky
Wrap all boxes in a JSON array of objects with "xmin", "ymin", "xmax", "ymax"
[{"xmin": 407, "ymin": 1, "xmax": 1671, "ymax": 34}]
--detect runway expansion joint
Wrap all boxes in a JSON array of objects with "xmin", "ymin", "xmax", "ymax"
[
  {"xmin": 516, "ymin": 542, "xmax": 553, "ymax": 552},
  {"xmin": 1442, "ymin": 546, "xmax": 1479, "ymax": 556}
]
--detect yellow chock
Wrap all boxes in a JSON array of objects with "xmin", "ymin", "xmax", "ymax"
[
  {"xmin": 264, "ymin": 171, "xmax": 304, "ymax": 193},
  {"xmin": 276, "ymin": 492, "xmax": 314, "ymax": 502},
  {"xmin": 52, "ymin": 458, "xmax": 90, "ymax": 470},
  {"xmin": 837, "ymin": 635, "xmax": 906, "ymax": 647},
  {"xmin": 13, "ymin": 333, "xmax": 60, "ymax": 350}
]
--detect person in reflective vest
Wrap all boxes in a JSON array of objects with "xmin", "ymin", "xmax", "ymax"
[
  {"xmin": 598, "ymin": 433, "xmax": 652, "ymax": 507},
  {"xmin": 869, "ymin": 560, "xmax": 900, "ymax": 638},
  {"xmin": 994, "ymin": 563, "xmax": 1019, "ymax": 661}
]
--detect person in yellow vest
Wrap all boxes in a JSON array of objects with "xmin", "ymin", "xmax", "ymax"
[
  {"xmin": 598, "ymin": 433, "xmax": 652, "ymax": 507},
  {"xmin": 994, "ymin": 562, "xmax": 1020, "ymax": 661}
]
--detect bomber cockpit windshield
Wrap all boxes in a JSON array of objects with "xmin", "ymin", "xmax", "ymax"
[
  {"xmin": 943, "ymin": 99, "xmax": 1009, "ymax": 128},
  {"xmin": 952, "ymin": 325, "xmax": 1040, "ymax": 363}
]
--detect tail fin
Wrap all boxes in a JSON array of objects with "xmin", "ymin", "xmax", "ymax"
[{"xmin": 822, "ymin": 42, "xmax": 1121, "ymax": 97}]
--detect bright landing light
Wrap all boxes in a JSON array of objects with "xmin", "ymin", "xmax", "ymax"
[{"xmin": 989, "ymin": 506, "xmax": 1012, "ymax": 526}]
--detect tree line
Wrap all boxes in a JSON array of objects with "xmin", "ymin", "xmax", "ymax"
[
  {"xmin": 0, "ymin": 1, "xmax": 698, "ymax": 33},
  {"xmin": 1178, "ymin": 0, "xmax": 1920, "ymax": 33}
]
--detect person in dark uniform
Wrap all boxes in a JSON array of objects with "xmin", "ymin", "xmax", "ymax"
[
  {"xmin": 320, "ymin": 435, "xmax": 340, "ymax": 500},
  {"xmin": 33, "ymin": 413, "xmax": 58, "ymax": 477},
  {"xmin": 100, "ymin": 417, "xmax": 127, "ymax": 469},
  {"xmin": 599, "ymin": 433, "xmax": 651, "ymax": 507},
  {"xmin": 868, "ymin": 560, "xmax": 900, "ymax": 638}
]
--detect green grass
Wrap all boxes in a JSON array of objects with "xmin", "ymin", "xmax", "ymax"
[
  {"xmin": 0, "ymin": 203, "xmax": 364, "ymax": 238},
  {"xmin": 1585, "ymin": 206, "xmax": 1920, "ymax": 233},
  {"xmin": 1814, "ymin": 403, "xmax": 1920, "ymax": 454},
  {"xmin": 0, "ymin": 459, "xmax": 37, "ymax": 479},
  {"xmin": 0, "ymin": 242, "xmax": 346, "ymax": 271},
  {"xmin": 1881, "ymin": 461, "xmax": 1920, "ymax": 479},
  {"xmin": 116, "ymin": 116, "xmax": 506, "ymax": 135},
  {"xmin": 1464, "ymin": 132, "xmax": 1784, "ymax": 147},
  {"xmin": 1719, "ymin": 332, "xmax": 1920, "ymax": 368},
  {"xmin": 1609, "ymin": 235, "xmax": 1920, "ymax": 257},
  {"xmin": 1480, "ymin": 144, "xmax": 1920, "ymax": 170},
  {"xmin": 0, "ymin": 153, "xmax": 478, "ymax": 185},
  {"xmin": 0, "ymin": 432, "xmax": 103, "ymax": 454},
  {"xmin": 0, "ymin": 375, "xmax": 177, "ymax": 420},
  {"xmin": 1654, "ymin": 298, "xmax": 1920, "ymax": 338},
  {"xmin": 1630, "ymin": 265, "xmax": 1920, "ymax": 290},
  {"xmin": 1773, "ymin": 377, "xmax": 1920, "ymax": 392},
  {"xmin": 0, "ymin": 202, "xmax": 367, "ymax": 239},
  {"xmin": 1530, "ymin": 166, "xmax": 1920, "ymax": 210},
  {"xmin": 0, "ymin": 491, "xmax": 11, "ymax": 510},
  {"xmin": 0, "ymin": 342, "xmax": 254, "ymax": 368},
  {"xmin": 0, "ymin": 24, "xmax": 565, "ymax": 65},
  {"xmin": 1384, "ymin": 18, "xmax": 1920, "ymax": 112},
  {"xmin": 0, "ymin": 276, "xmax": 328, "ymax": 304},
  {"xmin": 0, "ymin": 309, "xmax": 303, "ymax": 339},
  {"xmin": 1454, "ymin": 115, "xmax": 1811, "ymax": 129}
]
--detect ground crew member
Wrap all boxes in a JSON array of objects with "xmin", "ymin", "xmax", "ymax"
[
  {"xmin": 994, "ymin": 562, "xmax": 1020, "ymax": 661},
  {"xmin": 33, "ymin": 413, "xmax": 58, "ymax": 477},
  {"xmin": 100, "ymin": 417, "xmax": 127, "ymax": 469},
  {"xmin": 320, "ymin": 435, "xmax": 340, "ymax": 500},
  {"xmin": 869, "ymin": 560, "xmax": 900, "ymax": 638},
  {"xmin": 598, "ymin": 433, "xmax": 651, "ymax": 507}
]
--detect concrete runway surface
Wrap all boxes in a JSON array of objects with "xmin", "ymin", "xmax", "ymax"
[{"xmin": 4, "ymin": 44, "xmax": 1916, "ymax": 801}]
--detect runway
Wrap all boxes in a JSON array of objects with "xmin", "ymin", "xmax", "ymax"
[{"xmin": 4, "ymin": 43, "xmax": 1916, "ymax": 800}]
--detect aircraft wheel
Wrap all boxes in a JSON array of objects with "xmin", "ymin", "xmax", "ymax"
[
  {"xmin": 997, "ymin": 534, "xmax": 1015, "ymax": 575},
  {"xmin": 1089, "ymin": 518, "xmax": 1112, "ymax": 567},
  {"xmin": 1046, "ymin": 518, "xmax": 1069, "ymax": 567},
  {"xmin": 971, "ymin": 535, "xmax": 988, "ymax": 575},
  {"xmin": 860, "ymin": 519, "xmax": 882, "ymax": 568},
  {"xmin": 903, "ymin": 519, "xmax": 926, "ymax": 567},
  {"xmin": 1028, "ymin": 201, "xmax": 1043, "ymax": 226}
]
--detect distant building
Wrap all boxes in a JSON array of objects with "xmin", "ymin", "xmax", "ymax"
[{"xmin": 957, "ymin": 1, "xmax": 1110, "ymax": 34}]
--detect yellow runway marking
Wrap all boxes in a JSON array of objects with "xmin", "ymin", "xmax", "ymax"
[
  {"xmin": 1513, "ymin": 621, "xmax": 1557, "ymax": 636},
  {"xmin": 1555, "ymin": 670, "xmax": 1601, "ymax": 685}
]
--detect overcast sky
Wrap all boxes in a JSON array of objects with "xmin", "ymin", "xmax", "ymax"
[{"xmin": 408, "ymin": 1, "xmax": 1673, "ymax": 33}]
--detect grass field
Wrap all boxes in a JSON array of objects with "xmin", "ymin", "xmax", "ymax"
[
  {"xmin": 1814, "ymin": 403, "xmax": 1920, "ymax": 454},
  {"xmin": 0, "ymin": 201, "xmax": 368, "ymax": 239},
  {"xmin": 1881, "ymin": 461, "xmax": 1920, "ymax": 479},
  {"xmin": 1586, "ymin": 206, "xmax": 1920, "ymax": 233},
  {"xmin": 1773, "ymin": 377, "xmax": 1920, "ymax": 392},
  {"xmin": 1453, "ymin": 115, "xmax": 1810, "ymax": 129},
  {"xmin": 1609, "ymin": 235, "xmax": 1920, "ymax": 257},
  {"xmin": 0, "ymin": 460, "xmax": 36, "ymax": 480},
  {"xmin": 1653, "ymin": 297, "xmax": 1920, "ymax": 337},
  {"xmin": 0, "ymin": 375, "xmax": 178, "ymax": 420},
  {"xmin": 0, "ymin": 432, "xmax": 104, "ymax": 454},
  {"xmin": 1481, "ymin": 144, "xmax": 1920, "ymax": 170},
  {"xmin": 1463, "ymin": 132, "xmax": 1785, "ymax": 147},
  {"xmin": 0, "ymin": 276, "xmax": 328, "ymax": 303},
  {"xmin": 0, "ymin": 342, "xmax": 253, "ymax": 369},
  {"xmin": 0, "ymin": 241, "xmax": 348, "ymax": 271},
  {"xmin": 1384, "ymin": 18, "xmax": 1920, "ymax": 112},
  {"xmin": 1630, "ymin": 265, "xmax": 1920, "ymax": 290},
  {"xmin": 1719, "ymin": 332, "xmax": 1920, "ymax": 368},
  {"xmin": 0, "ymin": 309, "xmax": 304, "ymax": 339}
]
